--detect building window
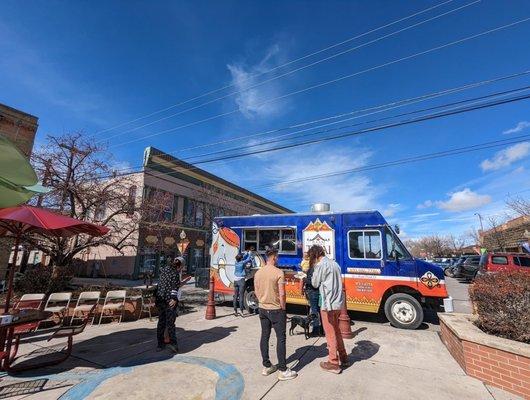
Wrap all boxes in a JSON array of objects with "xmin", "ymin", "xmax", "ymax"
[
  {"xmin": 184, "ymin": 198, "xmax": 195, "ymax": 226},
  {"xmin": 195, "ymin": 202, "xmax": 204, "ymax": 226},
  {"xmin": 243, "ymin": 228, "xmax": 296, "ymax": 254},
  {"xmin": 348, "ymin": 230, "xmax": 382, "ymax": 260}
]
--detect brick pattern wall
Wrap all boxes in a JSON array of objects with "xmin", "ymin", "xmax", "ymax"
[{"xmin": 441, "ymin": 320, "xmax": 530, "ymax": 399}]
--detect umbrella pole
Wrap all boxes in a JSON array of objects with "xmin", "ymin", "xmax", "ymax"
[{"xmin": 4, "ymin": 234, "xmax": 20, "ymax": 314}]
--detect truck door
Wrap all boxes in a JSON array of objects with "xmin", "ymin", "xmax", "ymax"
[
  {"xmin": 342, "ymin": 228, "xmax": 384, "ymax": 313},
  {"xmin": 383, "ymin": 226, "xmax": 417, "ymax": 280}
]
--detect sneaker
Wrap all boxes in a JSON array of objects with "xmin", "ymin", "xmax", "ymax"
[
  {"xmin": 167, "ymin": 343, "xmax": 179, "ymax": 353},
  {"xmin": 234, "ymin": 310, "xmax": 239, "ymax": 316},
  {"xmin": 278, "ymin": 368, "xmax": 298, "ymax": 381},
  {"xmin": 320, "ymin": 361, "xmax": 341, "ymax": 374},
  {"xmin": 261, "ymin": 365, "xmax": 278, "ymax": 376}
]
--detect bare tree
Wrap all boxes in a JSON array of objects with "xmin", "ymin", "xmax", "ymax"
[
  {"xmin": 447, "ymin": 234, "xmax": 468, "ymax": 254},
  {"xmin": 506, "ymin": 196, "xmax": 530, "ymax": 217},
  {"xmin": 486, "ymin": 216, "xmax": 508, "ymax": 252},
  {"xmin": 27, "ymin": 133, "xmax": 141, "ymax": 267}
]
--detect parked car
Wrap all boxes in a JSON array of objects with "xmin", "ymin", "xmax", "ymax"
[
  {"xmin": 445, "ymin": 256, "xmax": 474, "ymax": 277},
  {"xmin": 477, "ymin": 253, "xmax": 530, "ymax": 277},
  {"xmin": 454, "ymin": 256, "xmax": 481, "ymax": 280}
]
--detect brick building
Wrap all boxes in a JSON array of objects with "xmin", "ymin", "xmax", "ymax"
[
  {"xmin": 480, "ymin": 215, "xmax": 530, "ymax": 252},
  {"xmin": 0, "ymin": 103, "xmax": 39, "ymax": 277},
  {"xmin": 78, "ymin": 146, "xmax": 292, "ymax": 279},
  {"xmin": 0, "ymin": 103, "xmax": 39, "ymax": 158}
]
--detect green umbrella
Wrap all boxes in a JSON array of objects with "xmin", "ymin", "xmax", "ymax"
[{"xmin": 0, "ymin": 134, "xmax": 49, "ymax": 207}]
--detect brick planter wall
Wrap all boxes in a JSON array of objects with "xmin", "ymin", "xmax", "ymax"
[{"xmin": 439, "ymin": 314, "xmax": 530, "ymax": 399}]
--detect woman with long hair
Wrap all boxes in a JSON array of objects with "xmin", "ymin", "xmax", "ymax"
[{"xmin": 308, "ymin": 245, "xmax": 349, "ymax": 373}]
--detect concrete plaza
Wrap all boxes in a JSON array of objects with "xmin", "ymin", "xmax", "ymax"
[{"xmin": 0, "ymin": 291, "xmax": 519, "ymax": 400}]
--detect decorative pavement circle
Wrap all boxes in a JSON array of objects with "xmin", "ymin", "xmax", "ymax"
[{"xmin": 19, "ymin": 355, "xmax": 244, "ymax": 400}]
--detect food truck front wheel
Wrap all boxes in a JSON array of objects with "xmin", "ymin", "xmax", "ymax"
[{"xmin": 384, "ymin": 293, "xmax": 424, "ymax": 330}]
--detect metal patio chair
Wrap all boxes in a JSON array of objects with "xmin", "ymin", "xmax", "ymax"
[
  {"xmin": 44, "ymin": 292, "xmax": 72, "ymax": 324},
  {"xmin": 72, "ymin": 291, "xmax": 100, "ymax": 325},
  {"xmin": 98, "ymin": 290, "xmax": 127, "ymax": 324}
]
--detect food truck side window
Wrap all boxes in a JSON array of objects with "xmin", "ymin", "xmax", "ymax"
[
  {"xmin": 348, "ymin": 230, "xmax": 382, "ymax": 260},
  {"xmin": 243, "ymin": 228, "xmax": 297, "ymax": 254}
]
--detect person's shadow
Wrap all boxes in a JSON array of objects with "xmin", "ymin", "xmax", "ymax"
[
  {"xmin": 10, "ymin": 324, "xmax": 238, "ymax": 377},
  {"xmin": 287, "ymin": 343, "xmax": 328, "ymax": 372}
]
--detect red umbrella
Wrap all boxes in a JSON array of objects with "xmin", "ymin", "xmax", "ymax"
[{"xmin": 0, "ymin": 205, "xmax": 110, "ymax": 313}]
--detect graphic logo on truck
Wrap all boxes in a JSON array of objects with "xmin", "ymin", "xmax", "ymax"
[{"xmin": 303, "ymin": 218, "xmax": 335, "ymax": 260}]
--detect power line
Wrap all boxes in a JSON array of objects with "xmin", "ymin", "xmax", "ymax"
[
  {"xmin": 93, "ymin": 0, "xmax": 457, "ymax": 136},
  {"xmin": 103, "ymin": 70, "xmax": 530, "ymax": 176},
  {"xmin": 182, "ymin": 83, "xmax": 530, "ymax": 162},
  {"xmin": 251, "ymin": 134, "xmax": 530, "ymax": 189},
  {"xmin": 98, "ymin": 0, "xmax": 480, "ymax": 142},
  {"xmin": 103, "ymin": 87, "xmax": 530, "ymax": 181},
  {"xmin": 168, "ymin": 69, "xmax": 530, "ymax": 157},
  {"xmin": 107, "ymin": 16, "xmax": 530, "ymax": 149},
  {"xmin": 167, "ymin": 89, "xmax": 530, "ymax": 166}
]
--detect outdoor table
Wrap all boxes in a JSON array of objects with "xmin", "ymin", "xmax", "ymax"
[{"xmin": 0, "ymin": 309, "xmax": 53, "ymax": 371}]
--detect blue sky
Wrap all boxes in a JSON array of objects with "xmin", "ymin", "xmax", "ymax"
[{"xmin": 2, "ymin": 0, "xmax": 530, "ymax": 240}]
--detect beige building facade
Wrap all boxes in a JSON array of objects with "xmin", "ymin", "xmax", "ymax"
[{"xmin": 82, "ymin": 147, "xmax": 291, "ymax": 278}]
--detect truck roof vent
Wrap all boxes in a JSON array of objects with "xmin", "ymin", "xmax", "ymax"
[{"xmin": 311, "ymin": 203, "xmax": 330, "ymax": 212}]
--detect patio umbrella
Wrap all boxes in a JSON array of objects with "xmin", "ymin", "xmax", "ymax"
[
  {"xmin": 0, "ymin": 134, "xmax": 50, "ymax": 207},
  {"xmin": 0, "ymin": 205, "xmax": 110, "ymax": 313}
]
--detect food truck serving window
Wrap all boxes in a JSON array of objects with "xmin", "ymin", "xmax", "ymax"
[
  {"xmin": 348, "ymin": 230, "xmax": 382, "ymax": 260},
  {"xmin": 243, "ymin": 228, "xmax": 296, "ymax": 254}
]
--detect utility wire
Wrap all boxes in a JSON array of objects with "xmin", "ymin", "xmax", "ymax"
[
  {"xmin": 93, "ymin": 0, "xmax": 457, "ymax": 135},
  {"xmin": 102, "ymin": 78, "xmax": 530, "ymax": 177},
  {"xmin": 251, "ymin": 134, "xmax": 530, "ymax": 189},
  {"xmin": 98, "ymin": 0, "xmax": 480, "ymax": 141},
  {"xmin": 159, "ymin": 89, "xmax": 530, "ymax": 166},
  {"xmin": 102, "ymin": 87, "xmax": 530, "ymax": 181},
  {"xmin": 182, "ymin": 83, "xmax": 530, "ymax": 161},
  {"xmin": 107, "ymin": 16, "xmax": 530, "ymax": 149},
  {"xmin": 168, "ymin": 69, "xmax": 530, "ymax": 157}
]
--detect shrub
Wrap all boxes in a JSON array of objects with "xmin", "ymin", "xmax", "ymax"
[
  {"xmin": 14, "ymin": 265, "xmax": 72, "ymax": 295},
  {"xmin": 469, "ymin": 270, "xmax": 530, "ymax": 343}
]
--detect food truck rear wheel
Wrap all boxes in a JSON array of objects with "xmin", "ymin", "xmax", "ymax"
[{"xmin": 384, "ymin": 293, "xmax": 423, "ymax": 330}]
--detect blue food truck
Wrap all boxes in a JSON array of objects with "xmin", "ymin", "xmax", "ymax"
[{"xmin": 210, "ymin": 209, "xmax": 450, "ymax": 329}]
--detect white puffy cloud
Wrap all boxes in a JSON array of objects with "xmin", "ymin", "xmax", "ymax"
[
  {"xmin": 480, "ymin": 142, "xmax": 530, "ymax": 171},
  {"xmin": 503, "ymin": 121, "xmax": 530, "ymax": 135},
  {"xmin": 417, "ymin": 200, "xmax": 433, "ymax": 209},
  {"xmin": 436, "ymin": 188, "xmax": 491, "ymax": 212},
  {"xmin": 266, "ymin": 146, "xmax": 381, "ymax": 211},
  {"xmin": 227, "ymin": 45, "xmax": 287, "ymax": 119}
]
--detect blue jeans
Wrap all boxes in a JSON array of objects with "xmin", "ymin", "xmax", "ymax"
[
  {"xmin": 233, "ymin": 279, "xmax": 245, "ymax": 312},
  {"xmin": 307, "ymin": 290, "xmax": 321, "ymax": 329}
]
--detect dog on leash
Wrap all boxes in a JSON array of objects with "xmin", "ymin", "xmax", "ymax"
[{"xmin": 288, "ymin": 314, "xmax": 318, "ymax": 340}]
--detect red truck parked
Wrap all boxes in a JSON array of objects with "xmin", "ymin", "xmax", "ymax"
[{"xmin": 477, "ymin": 253, "xmax": 530, "ymax": 278}]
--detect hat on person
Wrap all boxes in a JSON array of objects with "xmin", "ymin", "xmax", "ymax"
[{"xmin": 174, "ymin": 256, "xmax": 185, "ymax": 265}]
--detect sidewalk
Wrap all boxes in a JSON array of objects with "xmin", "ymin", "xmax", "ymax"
[{"xmin": 0, "ymin": 303, "xmax": 517, "ymax": 400}]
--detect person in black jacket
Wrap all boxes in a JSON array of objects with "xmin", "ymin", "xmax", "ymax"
[
  {"xmin": 303, "ymin": 260, "xmax": 322, "ymax": 337},
  {"xmin": 155, "ymin": 256, "xmax": 183, "ymax": 352}
]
